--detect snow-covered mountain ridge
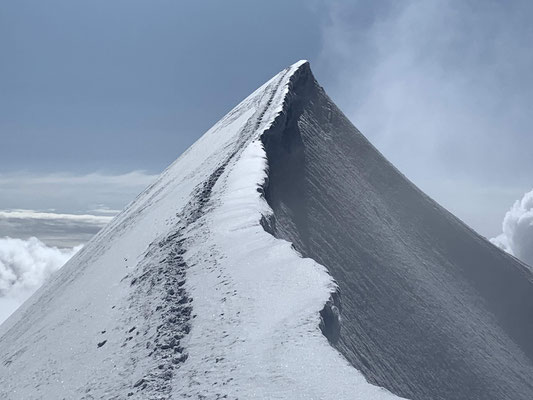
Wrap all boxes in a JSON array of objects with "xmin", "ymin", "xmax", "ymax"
[
  {"xmin": 262, "ymin": 61, "xmax": 533, "ymax": 400},
  {"xmin": 0, "ymin": 61, "xmax": 402, "ymax": 399},
  {"xmin": 2, "ymin": 60, "xmax": 533, "ymax": 400}
]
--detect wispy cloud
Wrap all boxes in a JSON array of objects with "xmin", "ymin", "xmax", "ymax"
[
  {"xmin": 0, "ymin": 171, "xmax": 156, "ymax": 247},
  {"xmin": 491, "ymin": 189, "xmax": 533, "ymax": 267},
  {"xmin": 0, "ymin": 171, "xmax": 157, "ymax": 186},
  {"xmin": 317, "ymin": 0, "xmax": 533, "ymax": 236},
  {"xmin": 0, "ymin": 209, "xmax": 113, "ymax": 248},
  {"xmin": 88, "ymin": 208, "xmax": 122, "ymax": 216},
  {"xmin": 0, "ymin": 210, "xmax": 113, "ymax": 225},
  {"xmin": 0, "ymin": 171, "xmax": 157, "ymax": 213},
  {"xmin": 0, "ymin": 237, "xmax": 81, "ymax": 324}
]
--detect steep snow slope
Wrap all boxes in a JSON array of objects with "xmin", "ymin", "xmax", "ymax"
[
  {"xmin": 262, "ymin": 63, "xmax": 533, "ymax": 400},
  {"xmin": 0, "ymin": 62, "xmax": 403, "ymax": 399}
]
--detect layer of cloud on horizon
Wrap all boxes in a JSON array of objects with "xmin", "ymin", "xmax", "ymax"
[
  {"xmin": 0, "ymin": 209, "xmax": 114, "ymax": 248},
  {"xmin": 491, "ymin": 189, "xmax": 533, "ymax": 267},
  {"xmin": 0, "ymin": 209, "xmax": 114, "ymax": 225},
  {"xmin": 0, "ymin": 171, "xmax": 156, "ymax": 247},
  {"xmin": 0, "ymin": 172, "xmax": 149, "ymax": 322},
  {"xmin": 0, "ymin": 237, "xmax": 81, "ymax": 324},
  {"xmin": 0, "ymin": 171, "xmax": 157, "ymax": 214}
]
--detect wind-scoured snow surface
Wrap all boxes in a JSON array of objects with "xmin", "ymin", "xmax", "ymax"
[
  {"xmin": 0, "ymin": 61, "xmax": 402, "ymax": 399},
  {"xmin": 262, "ymin": 64, "xmax": 533, "ymax": 400}
]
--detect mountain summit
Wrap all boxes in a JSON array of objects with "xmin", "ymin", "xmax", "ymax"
[{"xmin": 1, "ymin": 61, "xmax": 533, "ymax": 400}]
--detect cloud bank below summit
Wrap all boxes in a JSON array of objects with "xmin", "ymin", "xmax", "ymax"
[
  {"xmin": 0, "ymin": 171, "xmax": 157, "ymax": 323},
  {"xmin": 0, "ymin": 236, "xmax": 81, "ymax": 324},
  {"xmin": 491, "ymin": 189, "xmax": 533, "ymax": 267}
]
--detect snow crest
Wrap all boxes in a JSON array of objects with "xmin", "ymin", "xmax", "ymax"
[{"xmin": 0, "ymin": 61, "xmax": 403, "ymax": 399}]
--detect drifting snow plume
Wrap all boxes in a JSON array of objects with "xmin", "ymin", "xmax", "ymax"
[
  {"xmin": 491, "ymin": 189, "xmax": 533, "ymax": 266},
  {"xmin": 0, "ymin": 237, "xmax": 81, "ymax": 323}
]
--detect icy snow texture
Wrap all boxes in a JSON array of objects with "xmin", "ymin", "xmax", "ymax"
[
  {"xmin": 491, "ymin": 189, "xmax": 533, "ymax": 266},
  {"xmin": 0, "ymin": 61, "xmax": 402, "ymax": 399}
]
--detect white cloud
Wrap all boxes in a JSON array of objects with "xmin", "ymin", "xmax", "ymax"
[
  {"xmin": 0, "ymin": 237, "xmax": 81, "ymax": 325},
  {"xmin": 491, "ymin": 189, "xmax": 533, "ymax": 266},
  {"xmin": 88, "ymin": 207, "xmax": 122, "ymax": 215},
  {"xmin": 0, "ymin": 209, "xmax": 113, "ymax": 225},
  {"xmin": 0, "ymin": 170, "xmax": 157, "ymax": 187}
]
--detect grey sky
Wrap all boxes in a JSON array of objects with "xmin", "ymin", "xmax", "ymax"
[
  {"xmin": 1, "ymin": 0, "xmax": 532, "ymax": 240},
  {"xmin": 0, "ymin": 0, "xmax": 323, "ymax": 172},
  {"xmin": 318, "ymin": 0, "xmax": 533, "ymax": 237}
]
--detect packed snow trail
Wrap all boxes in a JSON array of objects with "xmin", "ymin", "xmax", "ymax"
[{"xmin": 0, "ymin": 61, "xmax": 403, "ymax": 399}]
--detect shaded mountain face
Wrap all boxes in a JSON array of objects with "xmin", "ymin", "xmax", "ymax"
[{"xmin": 262, "ymin": 64, "xmax": 533, "ymax": 399}]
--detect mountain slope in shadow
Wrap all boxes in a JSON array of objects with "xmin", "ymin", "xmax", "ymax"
[{"xmin": 262, "ymin": 62, "xmax": 533, "ymax": 400}]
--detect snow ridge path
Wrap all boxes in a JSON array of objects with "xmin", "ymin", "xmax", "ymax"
[
  {"xmin": 0, "ymin": 61, "xmax": 403, "ymax": 399},
  {"xmin": 125, "ymin": 65, "xmax": 293, "ymax": 398}
]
